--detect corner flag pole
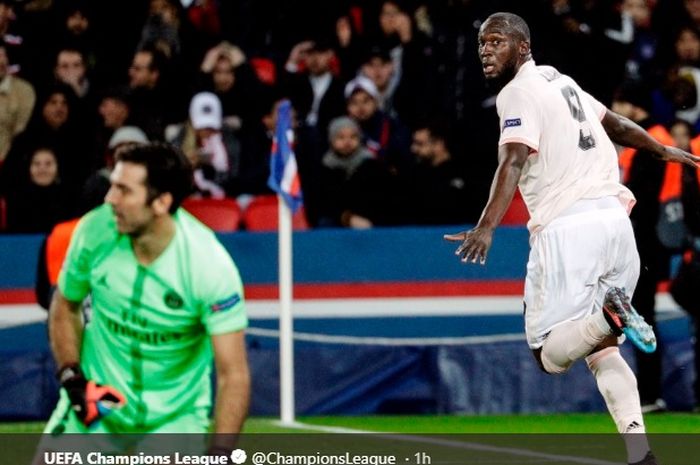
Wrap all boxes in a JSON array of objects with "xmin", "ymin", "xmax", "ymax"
[
  {"xmin": 268, "ymin": 99, "xmax": 299, "ymax": 425},
  {"xmin": 278, "ymin": 195, "xmax": 295, "ymax": 424}
]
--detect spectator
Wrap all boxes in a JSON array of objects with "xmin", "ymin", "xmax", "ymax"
[
  {"xmin": 53, "ymin": 47, "xmax": 91, "ymax": 100},
  {"xmin": 359, "ymin": 41, "xmax": 437, "ymax": 127},
  {"xmin": 345, "ymin": 75, "xmax": 411, "ymax": 174},
  {"xmin": 92, "ymin": 87, "xmax": 133, "ymax": 170},
  {"xmin": 127, "ymin": 46, "xmax": 178, "ymax": 140},
  {"xmin": 128, "ymin": 45, "xmax": 164, "ymax": 91},
  {"xmin": 674, "ymin": 67, "xmax": 700, "ymax": 130},
  {"xmin": 56, "ymin": 0, "xmax": 94, "ymax": 52},
  {"xmin": 376, "ymin": 0, "xmax": 418, "ymax": 85},
  {"xmin": 1, "ymin": 83, "xmax": 89, "ymax": 198},
  {"xmin": 227, "ymin": 91, "xmax": 291, "ymax": 209},
  {"xmin": 107, "ymin": 126, "xmax": 149, "ymax": 159},
  {"xmin": 651, "ymin": 62, "xmax": 700, "ymax": 132},
  {"xmin": 621, "ymin": 0, "xmax": 658, "ymax": 82},
  {"xmin": 681, "ymin": 0, "xmax": 700, "ymax": 31},
  {"xmin": 400, "ymin": 122, "xmax": 480, "ymax": 225},
  {"xmin": 283, "ymin": 36, "xmax": 346, "ymax": 134},
  {"xmin": 198, "ymin": 40, "xmax": 265, "ymax": 130},
  {"xmin": 51, "ymin": 46, "xmax": 96, "ymax": 124},
  {"xmin": 372, "ymin": 0, "xmax": 442, "ymax": 126},
  {"xmin": 138, "ymin": 0, "xmax": 203, "ymax": 86},
  {"xmin": 650, "ymin": 28, "xmax": 700, "ymax": 128},
  {"xmin": 358, "ymin": 45, "xmax": 396, "ymax": 115},
  {"xmin": 245, "ymin": 92, "xmax": 334, "ymax": 226},
  {"xmin": 97, "ymin": 88, "xmax": 131, "ymax": 132},
  {"xmin": 138, "ymin": 0, "xmax": 183, "ymax": 59},
  {"xmin": 33, "ymin": 1, "xmax": 97, "ymax": 87},
  {"xmin": 333, "ymin": 7, "xmax": 366, "ymax": 82},
  {"xmin": 0, "ymin": 39, "xmax": 35, "ymax": 162},
  {"xmin": 674, "ymin": 26, "xmax": 700, "ymax": 69},
  {"xmin": 317, "ymin": 116, "xmax": 399, "ymax": 228},
  {"xmin": 4, "ymin": 146, "xmax": 73, "ymax": 233},
  {"xmin": 169, "ymin": 92, "xmax": 242, "ymax": 198}
]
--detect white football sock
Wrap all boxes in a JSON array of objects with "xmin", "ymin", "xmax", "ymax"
[
  {"xmin": 586, "ymin": 347, "xmax": 650, "ymax": 463},
  {"xmin": 540, "ymin": 311, "xmax": 612, "ymax": 373}
]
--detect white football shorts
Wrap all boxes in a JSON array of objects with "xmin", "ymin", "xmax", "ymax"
[{"xmin": 524, "ymin": 197, "xmax": 640, "ymax": 349}]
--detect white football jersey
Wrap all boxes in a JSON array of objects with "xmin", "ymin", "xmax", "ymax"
[{"xmin": 496, "ymin": 60, "xmax": 635, "ymax": 232}]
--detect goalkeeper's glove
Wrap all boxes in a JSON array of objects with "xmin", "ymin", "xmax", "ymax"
[{"xmin": 57, "ymin": 364, "xmax": 127, "ymax": 427}]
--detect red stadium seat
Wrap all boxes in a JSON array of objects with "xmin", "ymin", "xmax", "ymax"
[
  {"xmin": 181, "ymin": 197, "xmax": 242, "ymax": 232},
  {"xmin": 242, "ymin": 194, "xmax": 309, "ymax": 231},
  {"xmin": 501, "ymin": 190, "xmax": 530, "ymax": 226},
  {"xmin": 250, "ymin": 57, "xmax": 277, "ymax": 85}
]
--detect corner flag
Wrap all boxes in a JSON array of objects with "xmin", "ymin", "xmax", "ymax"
[{"xmin": 268, "ymin": 99, "xmax": 303, "ymax": 213}]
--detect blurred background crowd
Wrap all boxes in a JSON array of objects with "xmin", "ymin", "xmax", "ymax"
[{"xmin": 0, "ymin": 0, "xmax": 700, "ymax": 234}]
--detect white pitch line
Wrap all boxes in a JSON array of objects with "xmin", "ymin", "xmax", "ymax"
[
  {"xmin": 0, "ymin": 293, "xmax": 684, "ymax": 326},
  {"xmin": 246, "ymin": 327, "xmax": 526, "ymax": 346},
  {"xmin": 274, "ymin": 420, "xmax": 624, "ymax": 465}
]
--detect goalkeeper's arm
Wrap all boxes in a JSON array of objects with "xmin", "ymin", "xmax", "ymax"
[
  {"xmin": 50, "ymin": 290, "xmax": 126, "ymax": 426},
  {"xmin": 209, "ymin": 330, "xmax": 251, "ymax": 453},
  {"xmin": 49, "ymin": 290, "xmax": 84, "ymax": 370}
]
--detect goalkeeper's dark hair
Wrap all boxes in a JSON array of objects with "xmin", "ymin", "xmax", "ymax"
[{"xmin": 115, "ymin": 142, "xmax": 193, "ymax": 214}]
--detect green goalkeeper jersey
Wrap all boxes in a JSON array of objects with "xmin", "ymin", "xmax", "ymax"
[{"xmin": 58, "ymin": 204, "xmax": 248, "ymax": 430}]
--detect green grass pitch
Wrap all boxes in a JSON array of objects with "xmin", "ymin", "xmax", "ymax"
[
  {"xmin": 2, "ymin": 413, "xmax": 698, "ymax": 433},
  {"xmin": 2, "ymin": 414, "xmax": 699, "ymax": 465}
]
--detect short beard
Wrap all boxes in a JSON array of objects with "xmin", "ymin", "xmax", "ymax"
[
  {"xmin": 127, "ymin": 227, "xmax": 146, "ymax": 239},
  {"xmin": 126, "ymin": 219, "xmax": 151, "ymax": 239},
  {"xmin": 484, "ymin": 58, "xmax": 519, "ymax": 92}
]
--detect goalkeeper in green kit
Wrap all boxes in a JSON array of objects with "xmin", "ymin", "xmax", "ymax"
[{"xmin": 41, "ymin": 143, "xmax": 250, "ymax": 450}]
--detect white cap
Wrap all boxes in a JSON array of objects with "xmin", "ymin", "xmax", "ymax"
[
  {"xmin": 189, "ymin": 92, "xmax": 222, "ymax": 130},
  {"xmin": 344, "ymin": 75, "xmax": 379, "ymax": 100},
  {"xmin": 108, "ymin": 126, "xmax": 148, "ymax": 149}
]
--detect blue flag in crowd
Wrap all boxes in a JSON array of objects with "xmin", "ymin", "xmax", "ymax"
[{"xmin": 267, "ymin": 99, "xmax": 303, "ymax": 213}]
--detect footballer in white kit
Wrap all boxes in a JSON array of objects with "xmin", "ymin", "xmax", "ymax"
[
  {"xmin": 495, "ymin": 59, "xmax": 639, "ymax": 348},
  {"xmin": 445, "ymin": 12, "xmax": 700, "ymax": 465}
]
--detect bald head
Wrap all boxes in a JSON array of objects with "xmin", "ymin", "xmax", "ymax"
[{"xmin": 483, "ymin": 12, "xmax": 531, "ymax": 44}]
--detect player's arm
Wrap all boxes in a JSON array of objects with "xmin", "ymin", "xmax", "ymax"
[
  {"xmin": 210, "ymin": 330, "xmax": 251, "ymax": 446},
  {"xmin": 444, "ymin": 142, "xmax": 530, "ymax": 264},
  {"xmin": 602, "ymin": 109, "xmax": 700, "ymax": 168},
  {"xmin": 49, "ymin": 289, "xmax": 84, "ymax": 367},
  {"xmin": 49, "ymin": 289, "xmax": 127, "ymax": 426}
]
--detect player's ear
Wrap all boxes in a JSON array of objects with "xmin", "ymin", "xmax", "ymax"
[
  {"xmin": 152, "ymin": 192, "xmax": 173, "ymax": 216},
  {"xmin": 519, "ymin": 41, "xmax": 531, "ymax": 57}
]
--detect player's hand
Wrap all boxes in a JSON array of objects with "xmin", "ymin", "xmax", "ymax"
[
  {"xmin": 657, "ymin": 146, "xmax": 700, "ymax": 169},
  {"xmin": 444, "ymin": 226, "xmax": 495, "ymax": 265},
  {"xmin": 58, "ymin": 365, "xmax": 126, "ymax": 427}
]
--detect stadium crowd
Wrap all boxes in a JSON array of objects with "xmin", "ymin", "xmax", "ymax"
[
  {"xmin": 0, "ymin": 0, "xmax": 695, "ymax": 231},
  {"xmin": 0, "ymin": 0, "xmax": 694, "ymax": 234}
]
